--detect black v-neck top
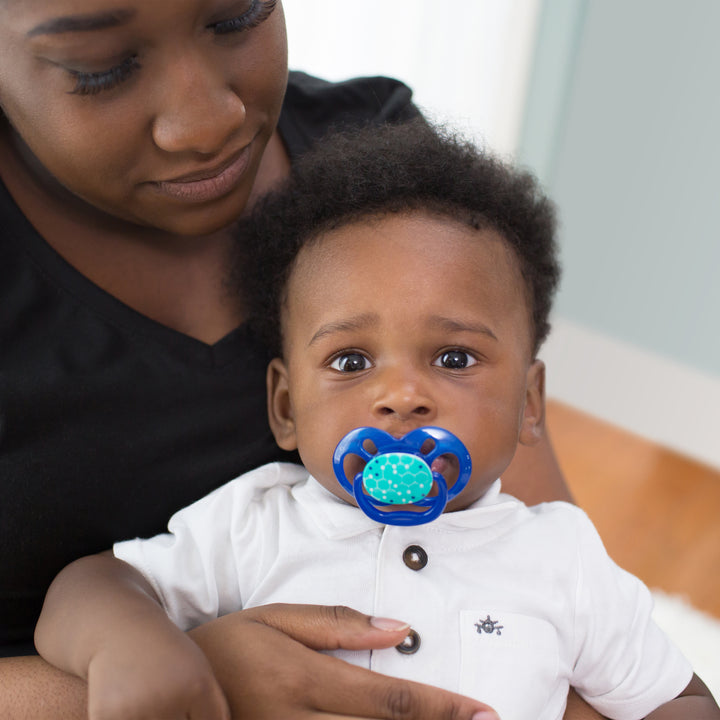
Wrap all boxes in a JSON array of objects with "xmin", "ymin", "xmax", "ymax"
[{"xmin": 0, "ymin": 71, "xmax": 417, "ymax": 654}]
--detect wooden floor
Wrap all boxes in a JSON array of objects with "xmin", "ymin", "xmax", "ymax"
[{"xmin": 546, "ymin": 400, "xmax": 720, "ymax": 619}]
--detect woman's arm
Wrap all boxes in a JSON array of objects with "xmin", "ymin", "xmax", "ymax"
[
  {"xmin": 502, "ymin": 426, "xmax": 574, "ymax": 505},
  {"xmin": 0, "ymin": 655, "xmax": 87, "ymax": 720},
  {"xmin": 1, "ymin": 638, "xmax": 604, "ymax": 720},
  {"xmin": 31, "ymin": 582, "xmax": 501, "ymax": 720},
  {"xmin": 17, "ymin": 594, "xmax": 610, "ymax": 720}
]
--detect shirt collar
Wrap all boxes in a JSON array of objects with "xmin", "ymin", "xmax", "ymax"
[{"xmin": 292, "ymin": 474, "xmax": 522, "ymax": 539}]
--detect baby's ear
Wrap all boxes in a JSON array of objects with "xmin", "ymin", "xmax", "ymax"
[
  {"xmin": 267, "ymin": 357, "xmax": 298, "ymax": 451},
  {"xmin": 519, "ymin": 360, "xmax": 545, "ymax": 447}
]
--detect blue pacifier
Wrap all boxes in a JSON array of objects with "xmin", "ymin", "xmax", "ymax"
[{"xmin": 332, "ymin": 426, "xmax": 472, "ymax": 526}]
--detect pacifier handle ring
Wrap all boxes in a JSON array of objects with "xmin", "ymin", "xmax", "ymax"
[{"xmin": 353, "ymin": 472, "xmax": 448, "ymax": 526}]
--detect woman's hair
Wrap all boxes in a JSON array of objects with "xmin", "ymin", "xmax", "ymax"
[{"xmin": 237, "ymin": 118, "xmax": 560, "ymax": 358}]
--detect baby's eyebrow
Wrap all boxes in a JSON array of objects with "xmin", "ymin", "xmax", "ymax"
[
  {"xmin": 308, "ymin": 313, "xmax": 378, "ymax": 348},
  {"xmin": 427, "ymin": 315, "xmax": 498, "ymax": 341},
  {"xmin": 27, "ymin": 9, "xmax": 135, "ymax": 37},
  {"xmin": 307, "ymin": 313, "xmax": 498, "ymax": 348}
]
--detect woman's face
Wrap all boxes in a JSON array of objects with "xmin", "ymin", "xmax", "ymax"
[{"xmin": 0, "ymin": 0, "xmax": 288, "ymax": 235}]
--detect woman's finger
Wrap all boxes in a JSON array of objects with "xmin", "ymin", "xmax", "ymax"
[
  {"xmin": 301, "ymin": 646, "xmax": 499, "ymax": 720},
  {"xmin": 238, "ymin": 603, "xmax": 413, "ymax": 650},
  {"xmin": 190, "ymin": 605, "xmax": 499, "ymax": 720}
]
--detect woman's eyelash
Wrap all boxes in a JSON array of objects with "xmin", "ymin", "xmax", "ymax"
[
  {"xmin": 65, "ymin": 1, "xmax": 275, "ymax": 97},
  {"xmin": 68, "ymin": 55, "xmax": 140, "ymax": 96},
  {"xmin": 210, "ymin": 0, "xmax": 277, "ymax": 34}
]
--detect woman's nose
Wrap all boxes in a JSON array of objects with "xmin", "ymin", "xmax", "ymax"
[
  {"xmin": 370, "ymin": 368, "xmax": 436, "ymax": 422},
  {"xmin": 151, "ymin": 52, "xmax": 246, "ymax": 156}
]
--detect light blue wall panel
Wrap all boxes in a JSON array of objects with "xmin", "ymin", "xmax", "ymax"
[{"xmin": 519, "ymin": 0, "xmax": 720, "ymax": 377}]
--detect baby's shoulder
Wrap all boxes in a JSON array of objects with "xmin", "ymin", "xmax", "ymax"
[
  {"xmin": 521, "ymin": 500, "xmax": 600, "ymax": 544},
  {"xmin": 225, "ymin": 461, "xmax": 309, "ymax": 498},
  {"xmin": 177, "ymin": 462, "xmax": 308, "ymax": 519}
]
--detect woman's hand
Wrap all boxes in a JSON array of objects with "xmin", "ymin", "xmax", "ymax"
[{"xmin": 190, "ymin": 603, "xmax": 499, "ymax": 720}]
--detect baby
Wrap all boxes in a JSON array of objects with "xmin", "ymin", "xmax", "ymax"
[{"xmin": 35, "ymin": 119, "xmax": 718, "ymax": 720}]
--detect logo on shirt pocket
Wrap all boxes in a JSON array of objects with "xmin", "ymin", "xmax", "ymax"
[
  {"xmin": 474, "ymin": 615, "xmax": 504, "ymax": 636},
  {"xmin": 459, "ymin": 609, "xmax": 560, "ymax": 719}
]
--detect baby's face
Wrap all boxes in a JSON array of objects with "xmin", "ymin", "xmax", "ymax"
[{"xmin": 268, "ymin": 210, "xmax": 544, "ymax": 511}]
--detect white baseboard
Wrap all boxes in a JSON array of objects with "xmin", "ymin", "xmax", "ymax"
[{"xmin": 540, "ymin": 318, "xmax": 720, "ymax": 470}]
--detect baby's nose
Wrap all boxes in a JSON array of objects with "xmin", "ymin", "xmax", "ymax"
[{"xmin": 370, "ymin": 368, "xmax": 436, "ymax": 422}]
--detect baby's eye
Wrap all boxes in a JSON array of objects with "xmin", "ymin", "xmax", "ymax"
[
  {"xmin": 330, "ymin": 353, "xmax": 370, "ymax": 373},
  {"xmin": 433, "ymin": 350, "xmax": 477, "ymax": 370}
]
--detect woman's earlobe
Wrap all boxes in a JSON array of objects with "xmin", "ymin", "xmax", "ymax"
[
  {"xmin": 519, "ymin": 360, "xmax": 546, "ymax": 447},
  {"xmin": 266, "ymin": 357, "xmax": 298, "ymax": 451}
]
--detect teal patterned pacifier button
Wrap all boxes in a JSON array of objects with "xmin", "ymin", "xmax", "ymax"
[{"xmin": 362, "ymin": 452, "xmax": 433, "ymax": 504}]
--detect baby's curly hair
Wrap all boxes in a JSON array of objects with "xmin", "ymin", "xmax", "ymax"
[{"xmin": 236, "ymin": 118, "xmax": 560, "ymax": 358}]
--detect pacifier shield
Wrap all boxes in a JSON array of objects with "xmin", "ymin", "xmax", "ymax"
[
  {"xmin": 362, "ymin": 452, "xmax": 433, "ymax": 504},
  {"xmin": 333, "ymin": 426, "xmax": 472, "ymax": 526}
]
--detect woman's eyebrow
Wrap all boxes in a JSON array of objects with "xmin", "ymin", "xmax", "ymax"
[{"xmin": 27, "ymin": 9, "xmax": 136, "ymax": 37}]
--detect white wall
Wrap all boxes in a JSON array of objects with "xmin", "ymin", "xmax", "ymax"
[{"xmin": 283, "ymin": 0, "xmax": 540, "ymax": 157}]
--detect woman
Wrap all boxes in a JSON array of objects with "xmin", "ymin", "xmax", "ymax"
[{"xmin": 0, "ymin": 0, "xmax": 588, "ymax": 717}]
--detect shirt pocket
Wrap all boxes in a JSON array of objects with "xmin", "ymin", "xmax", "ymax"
[{"xmin": 459, "ymin": 609, "xmax": 561, "ymax": 720}]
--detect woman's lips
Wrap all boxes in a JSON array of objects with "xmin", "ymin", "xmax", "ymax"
[{"xmin": 151, "ymin": 144, "xmax": 252, "ymax": 203}]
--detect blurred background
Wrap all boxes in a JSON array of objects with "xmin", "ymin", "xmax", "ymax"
[
  {"xmin": 284, "ymin": 0, "xmax": 720, "ymax": 470},
  {"xmin": 283, "ymin": 0, "xmax": 720, "ymax": 698}
]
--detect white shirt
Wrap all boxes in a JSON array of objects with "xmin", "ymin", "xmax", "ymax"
[{"xmin": 115, "ymin": 462, "xmax": 692, "ymax": 720}]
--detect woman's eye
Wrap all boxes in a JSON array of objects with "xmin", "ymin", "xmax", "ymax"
[
  {"xmin": 434, "ymin": 350, "xmax": 477, "ymax": 370},
  {"xmin": 64, "ymin": 0, "xmax": 276, "ymax": 96},
  {"xmin": 68, "ymin": 55, "xmax": 140, "ymax": 96},
  {"xmin": 209, "ymin": 0, "xmax": 277, "ymax": 34},
  {"xmin": 330, "ymin": 353, "xmax": 370, "ymax": 373}
]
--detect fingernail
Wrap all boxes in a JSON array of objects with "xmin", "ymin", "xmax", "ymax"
[
  {"xmin": 370, "ymin": 616, "xmax": 411, "ymax": 632},
  {"xmin": 472, "ymin": 712, "xmax": 498, "ymax": 720}
]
